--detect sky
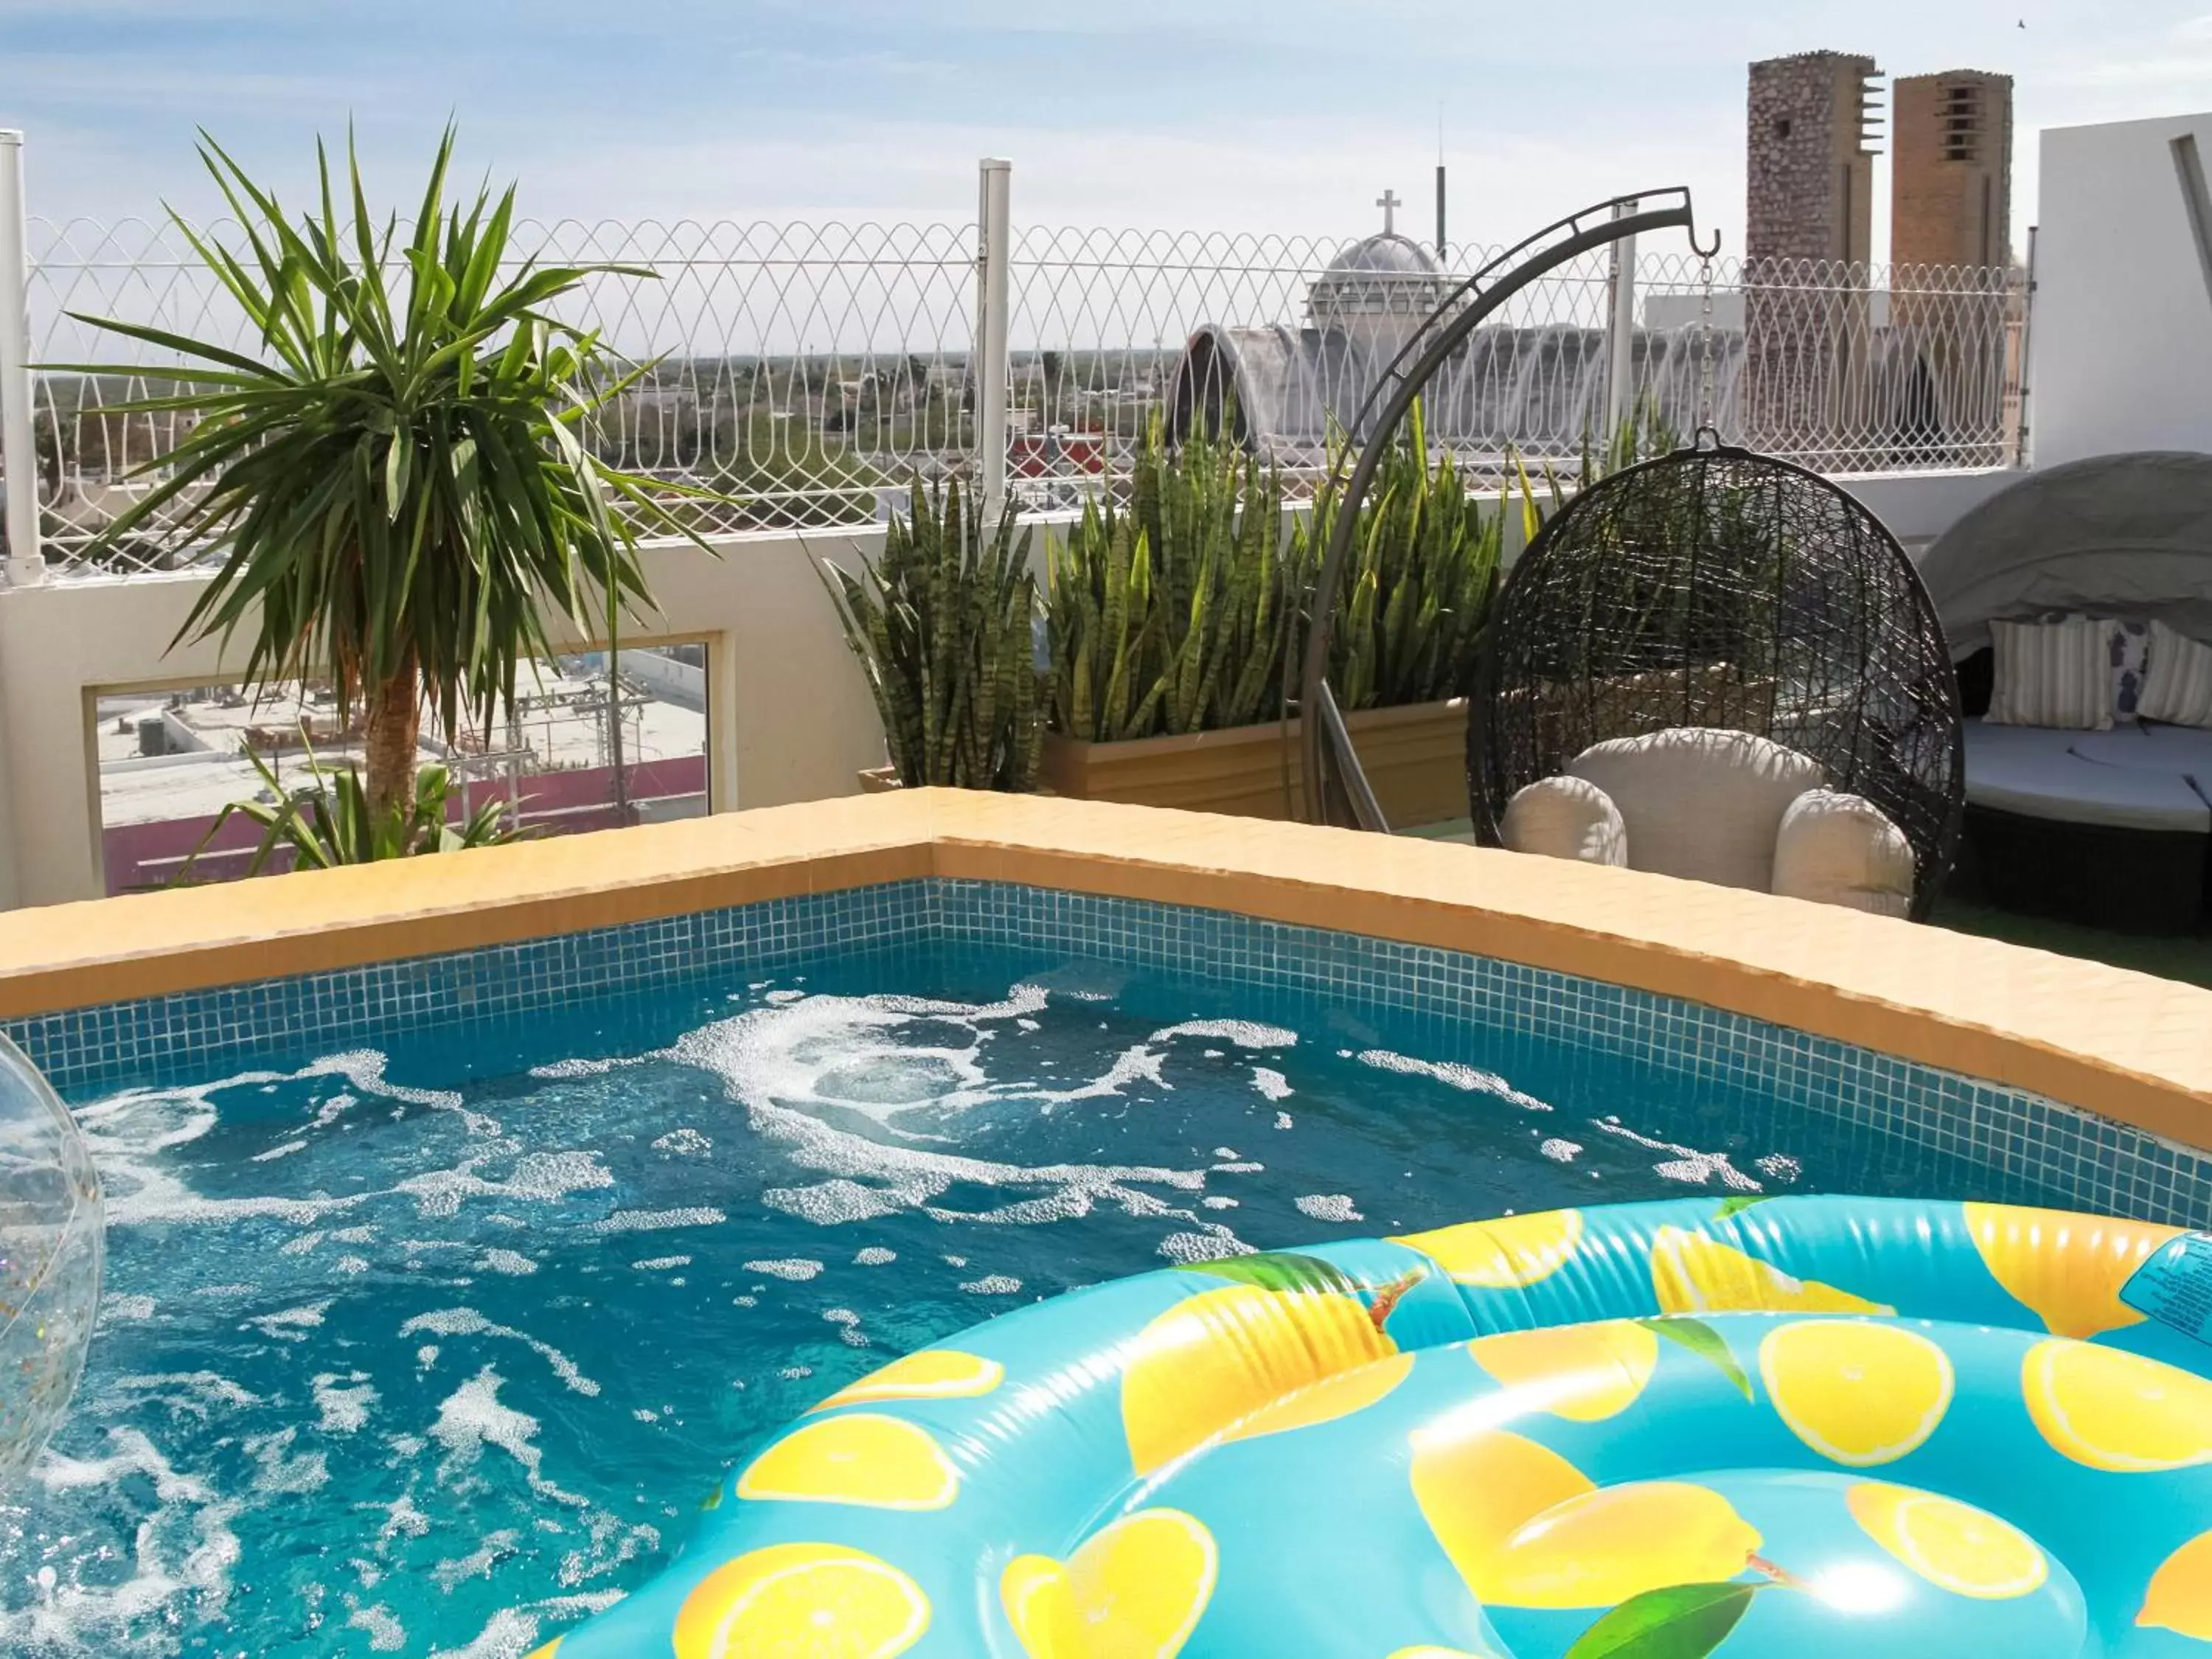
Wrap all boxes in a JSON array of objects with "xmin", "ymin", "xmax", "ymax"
[{"xmin": 0, "ymin": 1, "xmax": 2203, "ymax": 260}]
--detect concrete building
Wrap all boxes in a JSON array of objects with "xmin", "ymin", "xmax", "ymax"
[
  {"xmin": 1892, "ymin": 70, "xmax": 2014, "ymax": 271},
  {"xmin": 1746, "ymin": 52, "xmax": 1884, "ymax": 268}
]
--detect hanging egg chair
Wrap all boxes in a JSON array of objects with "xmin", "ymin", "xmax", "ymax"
[
  {"xmin": 1293, "ymin": 190, "xmax": 1964, "ymax": 918},
  {"xmin": 1468, "ymin": 438, "xmax": 1964, "ymax": 917}
]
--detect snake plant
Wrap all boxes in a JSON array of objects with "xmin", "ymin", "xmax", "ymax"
[
  {"xmin": 1047, "ymin": 417, "xmax": 1294, "ymax": 742},
  {"xmin": 821, "ymin": 477, "xmax": 1043, "ymax": 790},
  {"xmin": 1296, "ymin": 399, "xmax": 1506, "ymax": 712}
]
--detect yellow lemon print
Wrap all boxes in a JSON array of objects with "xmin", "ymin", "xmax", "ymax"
[
  {"xmin": 1412, "ymin": 1421, "xmax": 1596, "ymax": 1582},
  {"xmin": 2023, "ymin": 1338, "xmax": 2212, "ymax": 1472},
  {"xmin": 736, "ymin": 1414, "xmax": 960, "ymax": 1510},
  {"xmin": 1759, "ymin": 1320, "xmax": 1955, "ymax": 1466},
  {"xmin": 1964, "ymin": 1203, "xmax": 2183, "ymax": 1340},
  {"xmin": 524, "ymin": 1642, "xmax": 560, "ymax": 1659},
  {"xmin": 1470, "ymin": 1480, "xmax": 1761, "ymax": 1610},
  {"xmin": 2138, "ymin": 1528, "xmax": 2212, "ymax": 1639},
  {"xmin": 1652, "ymin": 1226, "xmax": 1893, "ymax": 1317},
  {"xmin": 1120, "ymin": 1282, "xmax": 1397, "ymax": 1474},
  {"xmin": 1467, "ymin": 1321, "xmax": 1660, "ymax": 1422},
  {"xmin": 1397, "ymin": 1210, "xmax": 1585, "ymax": 1288},
  {"xmin": 810, "ymin": 1349, "xmax": 1004, "ymax": 1411},
  {"xmin": 674, "ymin": 1542, "xmax": 929, "ymax": 1659},
  {"xmin": 1221, "ymin": 1352, "xmax": 1416, "ymax": 1442},
  {"xmin": 1846, "ymin": 1482, "xmax": 2048, "ymax": 1599},
  {"xmin": 1386, "ymin": 1649, "xmax": 1500, "ymax": 1658},
  {"xmin": 1002, "ymin": 1509, "xmax": 1218, "ymax": 1658}
]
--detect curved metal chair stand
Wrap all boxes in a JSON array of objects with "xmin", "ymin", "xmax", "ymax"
[
  {"xmin": 1295, "ymin": 189, "xmax": 1708, "ymax": 832},
  {"xmin": 1472, "ymin": 439, "xmax": 1965, "ymax": 919}
]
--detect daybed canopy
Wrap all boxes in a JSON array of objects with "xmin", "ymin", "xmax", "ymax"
[{"xmin": 1918, "ymin": 451, "xmax": 2212, "ymax": 655}]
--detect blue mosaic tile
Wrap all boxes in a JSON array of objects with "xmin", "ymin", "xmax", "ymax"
[{"xmin": 9, "ymin": 877, "xmax": 2210, "ymax": 1228}]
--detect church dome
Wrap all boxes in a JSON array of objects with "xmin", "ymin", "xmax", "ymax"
[{"xmin": 1308, "ymin": 232, "xmax": 1454, "ymax": 323}]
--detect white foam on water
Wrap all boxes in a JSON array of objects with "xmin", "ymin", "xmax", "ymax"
[
  {"xmin": 1274, "ymin": 1110, "xmax": 1294, "ymax": 1129},
  {"xmin": 529, "ymin": 1055, "xmax": 645, "ymax": 1079},
  {"xmin": 243, "ymin": 1427, "xmax": 330, "ymax": 1494},
  {"xmin": 958, "ymin": 1275, "xmax": 1022, "ymax": 1295},
  {"xmin": 1251, "ymin": 1067, "xmax": 1295, "ymax": 1102},
  {"xmin": 1152, "ymin": 1020, "xmax": 1298, "ymax": 1048},
  {"xmin": 1201, "ymin": 1196, "xmax": 1239, "ymax": 1210},
  {"xmin": 432, "ymin": 1529, "xmax": 520, "ymax": 1593},
  {"xmin": 380, "ymin": 1493, "xmax": 431, "ymax": 1544},
  {"xmin": 1211, "ymin": 1161, "xmax": 1264, "ymax": 1173},
  {"xmin": 743, "ymin": 1258, "xmax": 823, "ymax": 1281},
  {"xmin": 822, "ymin": 1307, "xmax": 860, "ymax": 1326},
  {"xmin": 400, "ymin": 1150, "xmax": 615, "ymax": 1220},
  {"xmin": 96, "ymin": 1293, "xmax": 157, "ymax": 1326},
  {"xmin": 480, "ymin": 1248, "xmax": 538, "ymax": 1276},
  {"xmin": 345, "ymin": 1598, "xmax": 406, "ymax": 1652},
  {"xmin": 765, "ymin": 989, "xmax": 807, "ymax": 1005},
  {"xmin": 1356, "ymin": 1048, "xmax": 1553, "ymax": 1112},
  {"xmin": 1758, "ymin": 1152, "xmax": 1802, "ymax": 1180},
  {"xmin": 8, "ymin": 1427, "xmax": 245, "ymax": 1647},
  {"xmin": 245, "ymin": 1299, "xmax": 332, "ymax": 1341},
  {"xmin": 855, "ymin": 1247, "xmax": 896, "ymax": 1265},
  {"xmin": 313, "ymin": 1372, "xmax": 379, "ymax": 1434},
  {"xmin": 98, "ymin": 1371, "xmax": 260, "ymax": 1419},
  {"xmin": 250, "ymin": 1140, "xmax": 309, "ymax": 1163},
  {"xmin": 588, "ymin": 1207, "xmax": 726, "ymax": 1235},
  {"xmin": 1592, "ymin": 1119, "xmax": 1761, "ymax": 1192},
  {"xmin": 554, "ymin": 1513, "xmax": 662, "ymax": 1592},
  {"xmin": 429, "ymin": 1366, "xmax": 585, "ymax": 1507},
  {"xmin": 400, "ymin": 1309, "xmax": 602, "ymax": 1397},
  {"xmin": 762, "ymin": 1179, "xmax": 904, "ymax": 1225},
  {"xmin": 630, "ymin": 1256, "xmax": 692, "ymax": 1271},
  {"xmin": 651, "ymin": 1127, "xmax": 712, "ymax": 1156},
  {"xmin": 1158, "ymin": 1231, "xmax": 1258, "ymax": 1264},
  {"xmin": 1295, "ymin": 1194, "xmax": 1364, "ymax": 1222}
]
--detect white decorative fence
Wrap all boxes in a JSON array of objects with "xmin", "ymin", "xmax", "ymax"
[{"xmin": 1, "ymin": 154, "xmax": 2028, "ymax": 575}]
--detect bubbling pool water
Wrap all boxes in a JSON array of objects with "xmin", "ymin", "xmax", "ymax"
[{"xmin": 0, "ymin": 950, "xmax": 2037, "ymax": 1656}]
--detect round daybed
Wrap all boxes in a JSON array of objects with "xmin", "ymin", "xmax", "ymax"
[{"xmin": 1919, "ymin": 452, "xmax": 2212, "ymax": 933}]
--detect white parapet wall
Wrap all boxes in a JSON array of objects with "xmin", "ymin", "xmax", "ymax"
[
  {"xmin": 2034, "ymin": 109, "xmax": 2212, "ymax": 466},
  {"xmin": 0, "ymin": 525, "xmax": 892, "ymax": 909},
  {"xmin": 0, "ymin": 473, "xmax": 2016, "ymax": 911}
]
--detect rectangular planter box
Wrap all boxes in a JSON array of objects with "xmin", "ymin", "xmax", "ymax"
[{"xmin": 1040, "ymin": 698, "xmax": 1469, "ymax": 827}]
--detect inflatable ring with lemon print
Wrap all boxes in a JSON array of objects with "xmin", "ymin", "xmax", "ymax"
[{"xmin": 513, "ymin": 1195, "xmax": 2211, "ymax": 1658}]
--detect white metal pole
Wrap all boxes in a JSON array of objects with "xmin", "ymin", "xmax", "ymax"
[
  {"xmin": 1602, "ymin": 198, "xmax": 1639, "ymax": 445},
  {"xmin": 975, "ymin": 158, "xmax": 1012, "ymax": 527},
  {"xmin": 0, "ymin": 132, "xmax": 41, "ymax": 588}
]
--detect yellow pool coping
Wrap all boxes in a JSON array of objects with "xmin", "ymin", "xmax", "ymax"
[{"xmin": 3, "ymin": 790, "xmax": 2209, "ymax": 1150}]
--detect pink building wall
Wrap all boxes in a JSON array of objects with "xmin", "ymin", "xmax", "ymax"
[{"xmin": 102, "ymin": 755, "xmax": 709, "ymax": 895}]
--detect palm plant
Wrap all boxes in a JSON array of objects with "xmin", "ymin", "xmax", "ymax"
[
  {"xmin": 821, "ymin": 477, "xmax": 1043, "ymax": 790},
  {"xmin": 175, "ymin": 736, "xmax": 524, "ymax": 882},
  {"xmin": 60, "ymin": 128, "xmax": 713, "ymax": 827}
]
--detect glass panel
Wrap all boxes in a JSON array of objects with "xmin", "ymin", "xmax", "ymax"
[{"xmin": 94, "ymin": 646, "xmax": 711, "ymax": 895}]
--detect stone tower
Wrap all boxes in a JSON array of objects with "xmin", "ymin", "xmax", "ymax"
[
  {"xmin": 1891, "ymin": 70, "xmax": 2014, "ymax": 270},
  {"xmin": 1746, "ymin": 52, "xmax": 1883, "ymax": 268},
  {"xmin": 1744, "ymin": 52, "xmax": 1882, "ymax": 456}
]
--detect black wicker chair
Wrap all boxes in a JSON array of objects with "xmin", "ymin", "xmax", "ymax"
[{"xmin": 1470, "ymin": 442, "xmax": 1966, "ymax": 919}]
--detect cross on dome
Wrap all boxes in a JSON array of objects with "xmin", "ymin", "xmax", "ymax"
[{"xmin": 1375, "ymin": 189, "xmax": 1402, "ymax": 234}]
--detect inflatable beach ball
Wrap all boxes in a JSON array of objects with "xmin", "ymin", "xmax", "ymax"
[{"xmin": 0, "ymin": 1033, "xmax": 101, "ymax": 1491}]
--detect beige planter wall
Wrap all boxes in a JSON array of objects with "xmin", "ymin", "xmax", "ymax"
[{"xmin": 1042, "ymin": 700, "xmax": 1468, "ymax": 827}]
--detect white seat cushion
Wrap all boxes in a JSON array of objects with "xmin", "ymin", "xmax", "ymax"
[
  {"xmin": 1963, "ymin": 718, "xmax": 2211, "ymax": 832},
  {"xmin": 1500, "ymin": 775, "xmax": 1627, "ymax": 867},
  {"xmin": 1772, "ymin": 790, "xmax": 1916, "ymax": 918},
  {"xmin": 2140, "ymin": 721, "xmax": 2212, "ymax": 786},
  {"xmin": 1568, "ymin": 728, "xmax": 1826, "ymax": 892}
]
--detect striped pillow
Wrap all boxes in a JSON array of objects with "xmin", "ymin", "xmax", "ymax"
[
  {"xmin": 2139, "ymin": 619, "xmax": 2212, "ymax": 728},
  {"xmin": 1987, "ymin": 616, "xmax": 2115, "ymax": 730}
]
